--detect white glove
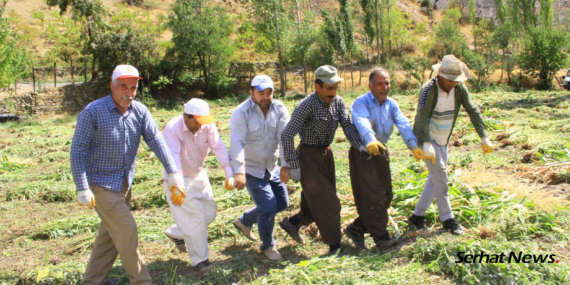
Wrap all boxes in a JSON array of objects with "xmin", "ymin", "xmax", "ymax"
[
  {"xmin": 77, "ymin": 189, "xmax": 95, "ymax": 209},
  {"xmin": 481, "ymin": 136, "xmax": 493, "ymax": 154},
  {"xmin": 290, "ymin": 168, "xmax": 301, "ymax": 183},
  {"xmin": 224, "ymin": 176, "xmax": 235, "ymax": 190},
  {"xmin": 168, "ymin": 172, "xmax": 186, "ymax": 206},
  {"xmin": 423, "ymin": 142, "xmax": 436, "ymax": 165}
]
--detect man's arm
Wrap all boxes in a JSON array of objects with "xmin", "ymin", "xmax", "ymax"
[
  {"xmin": 281, "ymin": 100, "xmax": 311, "ymax": 169},
  {"xmin": 458, "ymin": 83, "xmax": 488, "ymax": 139},
  {"xmin": 413, "ymin": 80, "xmax": 436, "ymax": 146},
  {"xmin": 208, "ymin": 125, "xmax": 234, "ymax": 178},
  {"xmin": 141, "ymin": 108, "xmax": 178, "ymax": 174},
  {"xmin": 162, "ymin": 121, "xmax": 183, "ymax": 179},
  {"xmin": 392, "ymin": 100, "xmax": 419, "ymax": 150},
  {"xmin": 70, "ymin": 109, "xmax": 95, "ymax": 191},
  {"xmin": 337, "ymin": 97, "xmax": 365, "ymax": 149},
  {"xmin": 229, "ymin": 110, "xmax": 248, "ymax": 175},
  {"xmin": 277, "ymin": 104, "xmax": 291, "ymax": 169},
  {"xmin": 350, "ymin": 98, "xmax": 376, "ymax": 145}
]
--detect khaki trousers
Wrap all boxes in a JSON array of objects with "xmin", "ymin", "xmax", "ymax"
[{"xmin": 83, "ymin": 179, "xmax": 151, "ymax": 285}]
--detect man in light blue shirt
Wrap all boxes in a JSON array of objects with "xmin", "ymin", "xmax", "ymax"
[
  {"xmin": 229, "ymin": 75, "xmax": 290, "ymax": 261},
  {"xmin": 344, "ymin": 68, "xmax": 424, "ymax": 250}
]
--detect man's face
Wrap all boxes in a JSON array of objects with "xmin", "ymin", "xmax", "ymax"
[
  {"xmin": 315, "ymin": 82, "xmax": 339, "ymax": 105},
  {"xmin": 184, "ymin": 115, "xmax": 202, "ymax": 133},
  {"xmin": 250, "ymin": 88, "xmax": 273, "ymax": 110},
  {"xmin": 110, "ymin": 78, "xmax": 138, "ymax": 112},
  {"xmin": 369, "ymin": 72, "xmax": 391, "ymax": 103},
  {"xmin": 438, "ymin": 76, "xmax": 459, "ymax": 93}
]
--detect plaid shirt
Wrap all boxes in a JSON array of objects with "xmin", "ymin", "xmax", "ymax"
[
  {"xmin": 281, "ymin": 93, "xmax": 364, "ymax": 169},
  {"xmin": 70, "ymin": 95, "xmax": 177, "ymax": 192}
]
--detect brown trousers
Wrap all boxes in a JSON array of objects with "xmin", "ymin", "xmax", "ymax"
[
  {"xmin": 348, "ymin": 147, "xmax": 393, "ymax": 239},
  {"xmin": 83, "ymin": 179, "xmax": 151, "ymax": 285},
  {"xmin": 295, "ymin": 145, "xmax": 341, "ymax": 246}
]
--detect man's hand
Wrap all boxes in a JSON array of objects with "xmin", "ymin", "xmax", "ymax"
[
  {"xmin": 168, "ymin": 172, "xmax": 185, "ymax": 206},
  {"xmin": 290, "ymin": 168, "xmax": 301, "ymax": 183},
  {"xmin": 77, "ymin": 189, "xmax": 96, "ymax": 209},
  {"xmin": 423, "ymin": 142, "xmax": 436, "ymax": 165},
  {"xmin": 280, "ymin": 167, "xmax": 291, "ymax": 184},
  {"xmin": 366, "ymin": 140, "xmax": 386, "ymax": 156},
  {"xmin": 411, "ymin": 147, "xmax": 424, "ymax": 162},
  {"xmin": 224, "ymin": 176, "xmax": 235, "ymax": 190},
  {"xmin": 481, "ymin": 136, "xmax": 494, "ymax": 155},
  {"xmin": 234, "ymin": 173, "xmax": 246, "ymax": 190}
]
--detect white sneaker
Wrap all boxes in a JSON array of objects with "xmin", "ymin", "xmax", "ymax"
[
  {"xmin": 233, "ymin": 218, "xmax": 258, "ymax": 241},
  {"xmin": 165, "ymin": 232, "xmax": 187, "ymax": 253},
  {"xmin": 263, "ymin": 246, "xmax": 283, "ymax": 261}
]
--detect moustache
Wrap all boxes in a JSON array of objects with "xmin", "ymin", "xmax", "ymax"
[{"xmin": 121, "ymin": 95, "xmax": 134, "ymax": 101}]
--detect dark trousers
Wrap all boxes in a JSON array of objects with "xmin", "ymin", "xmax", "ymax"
[
  {"xmin": 348, "ymin": 146, "xmax": 393, "ymax": 239},
  {"xmin": 292, "ymin": 144, "xmax": 341, "ymax": 246}
]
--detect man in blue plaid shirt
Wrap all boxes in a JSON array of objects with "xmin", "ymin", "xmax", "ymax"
[{"xmin": 70, "ymin": 65, "xmax": 185, "ymax": 285}]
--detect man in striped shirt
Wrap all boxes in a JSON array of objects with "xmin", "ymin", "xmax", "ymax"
[
  {"xmin": 408, "ymin": 55, "xmax": 494, "ymax": 235},
  {"xmin": 279, "ymin": 65, "xmax": 366, "ymax": 257}
]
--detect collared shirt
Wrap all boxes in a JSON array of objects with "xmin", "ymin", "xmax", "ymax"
[
  {"xmin": 70, "ymin": 95, "xmax": 177, "ymax": 192},
  {"xmin": 229, "ymin": 98, "xmax": 290, "ymax": 179},
  {"xmin": 281, "ymin": 93, "xmax": 364, "ymax": 169},
  {"xmin": 162, "ymin": 115, "xmax": 233, "ymax": 179},
  {"xmin": 430, "ymin": 79, "xmax": 456, "ymax": 145},
  {"xmin": 350, "ymin": 92, "xmax": 418, "ymax": 150}
]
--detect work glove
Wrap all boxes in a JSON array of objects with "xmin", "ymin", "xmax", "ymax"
[
  {"xmin": 290, "ymin": 168, "xmax": 301, "ymax": 183},
  {"xmin": 366, "ymin": 140, "xmax": 386, "ymax": 156},
  {"xmin": 224, "ymin": 176, "xmax": 235, "ymax": 190},
  {"xmin": 423, "ymin": 142, "xmax": 436, "ymax": 165},
  {"xmin": 411, "ymin": 147, "xmax": 424, "ymax": 162},
  {"xmin": 481, "ymin": 137, "xmax": 494, "ymax": 155},
  {"xmin": 77, "ymin": 189, "xmax": 96, "ymax": 209},
  {"xmin": 168, "ymin": 172, "xmax": 186, "ymax": 206}
]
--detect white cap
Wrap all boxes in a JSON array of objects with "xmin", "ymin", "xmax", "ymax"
[
  {"xmin": 112, "ymin": 65, "xmax": 142, "ymax": 81},
  {"xmin": 251, "ymin": 75, "xmax": 274, "ymax": 91},
  {"xmin": 184, "ymin": 99, "xmax": 214, "ymax": 124}
]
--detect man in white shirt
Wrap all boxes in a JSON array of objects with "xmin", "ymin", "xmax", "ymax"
[{"xmin": 162, "ymin": 99, "xmax": 234, "ymax": 274}]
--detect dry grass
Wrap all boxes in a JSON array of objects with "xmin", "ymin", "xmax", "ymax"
[{"xmin": 458, "ymin": 170, "xmax": 565, "ymax": 212}]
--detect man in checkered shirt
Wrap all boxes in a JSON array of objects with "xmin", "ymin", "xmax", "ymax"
[
  {"xmin": 70, "ymin": 65, "xmax": 185, "ymax": 285},
  {"xmin": 279, "ymin": 65, "xmax": 366, "ymax": 257}
]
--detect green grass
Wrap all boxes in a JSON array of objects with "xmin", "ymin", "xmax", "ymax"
[{"xmin": 0, "ymin": 89, "xmax": 569, "ymax": 284}]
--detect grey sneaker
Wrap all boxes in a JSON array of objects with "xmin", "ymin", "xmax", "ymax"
[
  {"xmin": 443, "ymin": 218, "xmax": 463, "ymax": 235},
  {"xmin": 263, "ymin": 246, "xmax": 283, "ymax": 261},
  {"xmin": 103, "ymin": 278, "xmax": 122, "ymax": 285},
  {"xmin": 279, "ymin": 216, "xmax": 304, "ymax": 243},
  {"xmin": 373, "ymin": 233, "xmax": 399, "ymax": 249},
  {"xmin": 233, "ymin": 217, "xmax": 258, "ymax": 241},
  {"xmin": 343, "ymin": 223, "xmax": 368, "ymax": 249},
  {"xmin": 165, "ymin": 232, "xmax": 187, "ymax": 253},
  {"xmin": 196, "ymin": 259, "xmax": 213, "ymax": 274}
]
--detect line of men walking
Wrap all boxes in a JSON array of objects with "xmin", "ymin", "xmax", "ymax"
[{"xmin": 71, "ymin": 54, "xmax": 494, "ymax": 284}]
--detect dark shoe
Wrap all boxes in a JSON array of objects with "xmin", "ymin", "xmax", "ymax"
[
  {"xmin": 104, "ymin": 278, "xmax": 122, "ymax": 285},
  {"xmin": 196, "ymin": 259, "xmax": 214, "ymax": 274},
  {"xmin": 442, "ymin": 218, "xmax": 463, "ymax": 235},
  {"xmin": 373, "ymin": 233, "xmax": 399, "ymax": 249},
  {"xmin": 342, "ymin": 224, "xmax": 368, "ymax": 249},
  {"xmin": 323, "ymin": 248, "xmax": 347, "ymax": 258},
  {"xmin": 407, "ymin": 214, "xmax": 427, "ymax": 231},
  {"xmin": 165, "ymin": 232, "xmax": 187, "ymax": 253},
  {"xmin": 279, "ymin": 216, "xmax": 304, "ymax": 243}
]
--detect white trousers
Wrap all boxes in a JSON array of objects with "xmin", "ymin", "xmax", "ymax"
[
  {"xmin": 413, "ymin": 140, "xmax": 454, "ymax": 221},
  {"xmin": 164, "ymin": 173, "xmax": 217, "ymax": 266}
]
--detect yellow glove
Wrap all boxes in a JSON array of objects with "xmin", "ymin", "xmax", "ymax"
[
  {"xmin": 224, "ymin": 177, "xmax": 235, "ymax": 190},
  {"xmin": 423, "ymin": 142, "xmax": 436, "ymax": 165},
  {"xmin": 411, "ymin": 147, "xmax": 424, "ymax": 162},
  {"xmin": 366, "ymin": 140, "xmax": 386, "ymax": 156},
  {"xmin": 77, "ymin": 189, "xmax": 96, "ymax": 209},
  {"xmin": 481, "ymin": 137, "xmax": 493, "ymax": 155},
  {"xmin": 170, "ymin": 185, "xmax": 186, "ymax": 206}
]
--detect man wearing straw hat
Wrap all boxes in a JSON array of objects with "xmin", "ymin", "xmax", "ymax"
[
  {"xmin": 407, "ymin": 55, "xmax": 494, "ymax": 235},
  {"xmin": 279, "ymin": 65, "xmax": 366, "ymax": 257},
  {"xmin": 161, "ymin": 98, "xmax": 235, "ymax": 274}
]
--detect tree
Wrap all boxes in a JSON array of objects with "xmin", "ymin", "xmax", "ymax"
[
  {"xmin": 169, "ymin": 0, "xmax": 234, "ymax": 99},
  {"xmin": 45, "ymin": 16, "xmax": 82, "ymax": 86},
  {"xmin": 0, "ymin": 0, "xmax": 31, "ymax": 90},
  {"xmin": 287, "ymin": 0, "xmax": 316, "ymax": 95},
  {"xmin": 469, "ymin": 0, "xmax": 476, "ymax": 51},
  {"xmin": 449, "ymin": 0, "xmax": 470, "ymax": 22},
  {"xmin": 492, "ymin": 22, "xmax": 518, "ymax": 83},
  {"xmin": 359, "ymin": 0, "xmax": 375, "ymax": 61},
  {"xmin": 518, "ymin": 26, "xmax": 569, "ymax": 90},
  {"xmin": 434, "ymin": 8, "xmax": 467, "ymax": 57}
]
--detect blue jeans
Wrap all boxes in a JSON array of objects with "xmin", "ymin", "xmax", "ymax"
[{"xmin": 239, "ymin": 168, "xmax": 289, "ymax": 251}]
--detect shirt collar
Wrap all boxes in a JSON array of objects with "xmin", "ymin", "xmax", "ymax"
[
  {"xmin": 180, "ymin": 115, "xmax": 206, "ymax": 134},
  {"xmin": 106, "ymin": 94, "xmax": 133, "ymax": 114},
  {"xmin": 312, "ymin": 92, "xmax": 332, "ymax": 107},
  {"xmin": 247, "ymin": 97, "xmax": 275, "ymax": 112},
  {"xmin": 366, "ymin": 92, "xmax": 390, "ymax": 107}
]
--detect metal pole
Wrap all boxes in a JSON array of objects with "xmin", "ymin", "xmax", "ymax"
[
  {"xmin": 32, "ymin": 64, "xmax": 36, "ymax": 93},
  {"xmin": 54, "ymin": 62, "xmax": 57, "ymax": 89}
]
